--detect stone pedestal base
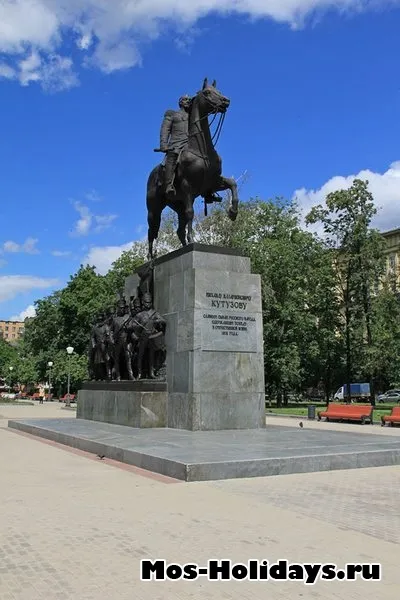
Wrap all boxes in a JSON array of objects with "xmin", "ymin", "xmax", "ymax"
[
  {"xmin": 153, "ymin": 243, "xmax": 266, "ymax": 431},
  {"xmin": 77, "ymin": 381, "xmax": 167, "ymax": 428}
]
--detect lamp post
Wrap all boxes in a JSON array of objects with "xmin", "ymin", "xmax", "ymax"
[
  {"xmin": 9, "ymin": 366, "xmax": 13, "ymax": 393},
  {"xmin": 66, "ymin": 347, "xmax": 74, "ymax": 406},
  {"xmin": 47, "ymin": 361, "xmax": 53, "ymax": 402}
]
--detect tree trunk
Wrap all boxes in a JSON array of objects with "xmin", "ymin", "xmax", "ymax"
[{"xmin": 345, "ymin": 280, "xmax": 352, "ymax": 405}]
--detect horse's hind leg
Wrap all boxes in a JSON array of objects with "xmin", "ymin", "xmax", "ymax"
[
  {"xmin": 146, "ymin": 169, "xmax": 165, "ymax": 259},
  {"xmin": 216, "ymin": 176, "xmax": 239, "ymax": 221},
  {"xmin": 147, "ymin": 207, "xmax": 162, "ymax": 260}
]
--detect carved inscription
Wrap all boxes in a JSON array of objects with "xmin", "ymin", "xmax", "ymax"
[
  {"xmin": 201, "ymin": 291, "xmax": 258, "ymax": 352},
  {"xmin": 206, "ymin": 291, "xmax": 252, "ymax": 311},
  {"xmin": 202, "ymin": 313, "xmax": 255, "ymax": 338}
]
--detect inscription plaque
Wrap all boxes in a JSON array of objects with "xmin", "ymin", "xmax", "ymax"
[{"xmin": 201, "ymin": 289, "xmax": 260, "ymax": 352}]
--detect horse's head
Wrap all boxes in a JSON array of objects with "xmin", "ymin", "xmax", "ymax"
[{"xmin": 197, "ymin": 78, "xmax": 230, "ymax": 115}]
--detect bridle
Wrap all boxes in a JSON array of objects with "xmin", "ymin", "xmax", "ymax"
[{"xmin": 186, "ymin": 90, "xmax": 228, "ymax": 161}]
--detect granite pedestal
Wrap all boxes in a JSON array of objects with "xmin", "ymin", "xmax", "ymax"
[
  {"xmin": 8, "ymin": 418, "xmax": 400, "ymax": 482},
  {"xmin": 153, "ymin": 243, "xmax": 265, "ymax": 431},
  {"xmin": 77, "ymin": 381, "xmax": 167, "ymax": 428}
]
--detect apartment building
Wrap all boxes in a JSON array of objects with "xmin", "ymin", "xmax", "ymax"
[{"xmin": 0, "ymin": 320, "xmax": 25, "ymax": 344}]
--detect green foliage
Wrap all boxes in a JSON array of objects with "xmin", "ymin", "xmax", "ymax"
[
  {"xmin": 49, "ymin": 350, "xmax": 88, "ymax": 394},
  {"xmin": 58, "ymin": 265, "xmax": 115, "ymax": 355},
  {"xmin": 15, "ymin": 354, "xmax": 39, "ymax": 387},
  {"xmin": 306, "ymin": 179, "xmax": 387, "ymax": 398},
  {"xmin": 0, "ymin": 337, "xmax": 18, "ymax": 375},
  {"xmin": 105, "ymin": 245, "xmax": 146, "ymax": 292},
  {"xmin": 7, "ymin": 178, "xmax": 399, "ymax": 401}
]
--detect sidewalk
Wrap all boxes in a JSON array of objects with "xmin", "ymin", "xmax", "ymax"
[
  {"xmin": 0, "ymin": 403, "xmax": 399, "ymax": 599},
  {"xmin": 266, "ymin": 413, "xmax": 400, "ymax": 435}
]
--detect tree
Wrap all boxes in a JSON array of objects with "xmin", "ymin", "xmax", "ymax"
[
  {"xmin": 105, "ymin": 245, "xmax": 146, "ymax": 293},
  {"xmin": 49, "ymin": 350, "xmax": 88, "ymax": 396},
  {"xmin": 369, "ymin": 284, "xmax": 400, "ymax": 391},
  {"xmin": 306, "ymin": 179, "xmax": 386, "ymax": 402},
  {"xmin": 57, "ymin": 265, "xmax": 115, "ymax": 356},
  {"xmin": 14, "ymin": 353, "xmax": 39, "ymax": 389},
  {"xmin": 22, "ymin": 291, "xmax": 62, "ymax": 358},
  {"xmin": 213, "ymin": 198, "xmax": 331, "ymax": 404},
  {"xmin": 0, "ymin": 337, "xmax": 18, "ymax": 381}
]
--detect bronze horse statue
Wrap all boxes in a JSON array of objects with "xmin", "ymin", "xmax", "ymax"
[{"xmin": 146, "ymin": 78, "xmax": 239, "ymax": 258}]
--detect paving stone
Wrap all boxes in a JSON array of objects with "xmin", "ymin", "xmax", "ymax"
[{"xmin": 0, "ymin": 403, "xmax": 399, "ymax": 600}]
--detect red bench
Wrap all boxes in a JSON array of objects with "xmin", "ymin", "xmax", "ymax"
[
  {"xmin": 317, "ymin": 403, "xmax": 373, "ymax": 424},
  {"xmin": 59, "ymin": 394, "xmax": 76, "ymax": 403},
  {"xmin": 381, "ymin": 406, "xmax": 400, "ymax": 427}
]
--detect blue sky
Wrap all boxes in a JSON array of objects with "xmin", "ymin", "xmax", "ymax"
[{"xmin": 1, "ymin": 0, "xmax": 400, "ymax": 321}]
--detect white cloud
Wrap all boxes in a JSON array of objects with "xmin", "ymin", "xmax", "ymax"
[
  {"xmin": 0, "ymin": 276, "xmax": 59, "ymax": 303},
  {"xmin": 85, "ymin": 190, "xmax": 102, "ymax": 203},
  {"xmin": 70, "ymin": 201, "xmax": 118, "ymax": 236},
  {"xmin": 0, "ymin": 1, "xmax": 397, "ymax": 91},
  {"xmin": 2, "ymin": 237, "xmax": 40, "ymax": 254},
  {"xmin": 10, "ymin": 304, "xmax": 36, "ymax": 321},
  {"xmin": 51, "ymin": 250, "xmax": 72, "ymax": 257},
  {"xmin": 0, "ymin": 48, "xmax": 78, "ymax": 92},
  {"xmin": 0, "ymin": 62, "xmax": 16, "ymax": 79},
  {"xmin": 71, "ymin": 201, "xmax": 92, "ymax": 236},
  {"xmin": 293, "ymin": 160, "xmax": 400, "ymax": 233},
  {"xmin": 82, "ymin": 242, "xmax": 135, "ymax": 275},
  {"xmin": 94, "ymin": 214, "xmax": 118, "ymax": 233}
]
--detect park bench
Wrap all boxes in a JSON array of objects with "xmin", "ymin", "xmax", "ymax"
[
  {"xmin": 32, "ymin": 393, "xmax": 43, "ymax": 401},
  {"xmin": 59, "ymin": 394, "xmax": 76, "ymax": 403},
  {"xmin": 381, "ymin": 406, "xmax": 400, "ymax": 427},
  {"xmin": 317, "ymin": 403, "xmax": 373, "ymax": 424}
]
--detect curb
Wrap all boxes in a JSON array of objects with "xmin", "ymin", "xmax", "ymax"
[{"xmin": 265, "ymin": 412, "xmax": 385, "ymax": 426}]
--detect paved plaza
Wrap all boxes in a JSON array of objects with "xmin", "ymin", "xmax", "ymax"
[{"xmin": 1, "ymin": 403, "xmax": 400, "ymax": 599}]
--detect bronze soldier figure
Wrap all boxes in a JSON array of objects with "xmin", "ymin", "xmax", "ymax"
[
  {"xmin": 88, "ymin": 312, "xmax": 113, "ymax": 381},
  {"xmin": 134, "ymin": 292, "xmax": 166, "ymax": 379},
  {"xmin": 110, "ymin": 297, "xmax": 135, "ymax": 381}
]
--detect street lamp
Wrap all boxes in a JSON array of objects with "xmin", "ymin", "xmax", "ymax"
[
  {"xmin": 8, "ymin": 366, "xmax": 13, "ymax": 393},
  {"xmin": 47, "ymin": 361, "xmax": 53, "ymax": 402},
  {"xmin": 66, "ymin": 347, "xmax": 74, "ymax": 406}
]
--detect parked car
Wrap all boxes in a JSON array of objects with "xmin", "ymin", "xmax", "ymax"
[{"xmin": 377, "ymin": 390, "xmax": 400, "ymax": 403}]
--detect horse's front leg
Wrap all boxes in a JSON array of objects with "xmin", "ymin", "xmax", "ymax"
[
  {"xmin": 180, "ymin": 181, "xmax": 195, "ymax": 243},
  {"xmin": 186, "ymin": 202, "xmax": 195, "ymax": 244},
  {"xmin": 176, "ymin": 209, "xmax": 187, "ymax": 247},
  {"xmin": 217, "ymin": 176, "xmax": 239, "ymax": 222}
]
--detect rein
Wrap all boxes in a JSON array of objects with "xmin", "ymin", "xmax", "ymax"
[{"xmin": 187, "ymin": 93, "xmax": 227, "ymax": 161}]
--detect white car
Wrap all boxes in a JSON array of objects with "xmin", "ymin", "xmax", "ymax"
[{"xmin": 377, "ymin": 390, "xmax": 400, "ymax": 403}]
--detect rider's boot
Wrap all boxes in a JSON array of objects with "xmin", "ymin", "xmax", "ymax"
[
  {"xmin": 164, "ymin": 152, "xmax": 178, "ymax": 199},
  {"xmin": 204, "ymin": 193, "xmax": 222, "ymax": 204}
]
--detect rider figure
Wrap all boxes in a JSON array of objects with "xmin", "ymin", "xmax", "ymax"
[{"xmin": 159, "ymin": 95, "xmax": 220, "ymax": 205}]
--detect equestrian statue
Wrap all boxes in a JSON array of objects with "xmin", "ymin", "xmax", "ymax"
[{"xmin": 146, "ymin": 78, "xmax": 239, "ymax": 259}]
